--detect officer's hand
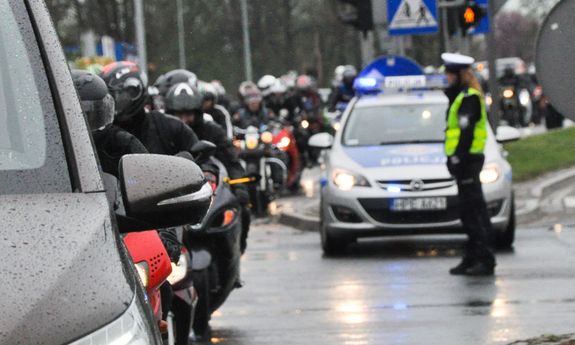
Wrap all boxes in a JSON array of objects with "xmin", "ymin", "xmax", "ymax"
[{"xmin": 447, "ymin": 156, "xmax": 462, "ymax": 177}]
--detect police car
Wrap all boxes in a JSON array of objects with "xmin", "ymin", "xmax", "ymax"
[{"xmin": 311, "ymin": 56, "xmax": 520, "ymax": 255}]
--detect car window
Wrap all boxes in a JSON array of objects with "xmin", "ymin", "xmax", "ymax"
[
  {"xmin": 0, "ymin": 1, "xmax": 71, "ymax": 194},
  {"xmin": 343, "ymin": 103, "xmax": 448, "ymax": 147}
]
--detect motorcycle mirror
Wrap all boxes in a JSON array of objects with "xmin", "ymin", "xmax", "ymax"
[
  {"xmin": 119, "ymin": 154, "xmax": 212, "ymax": 230},
  {"xmin": 308, "ymin": 132, "xmax": 334, "ymax": 149},
  {"xmin": 535, "ymin": 0, "xmax": 575, "ymax": 120},
  {"xmin": 496, "ymin": 126, "xmax": 521, "ymax": 144},
  {"xmin": 191, "ymin": 140, "xmax": 217, "ymax": 163}
]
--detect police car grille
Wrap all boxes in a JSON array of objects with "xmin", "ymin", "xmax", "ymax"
[{"xmin": 377, "ymin": 178, "xmax": 455, "ymax": 192}]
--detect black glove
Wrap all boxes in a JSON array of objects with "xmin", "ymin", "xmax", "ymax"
[
  {"xmin": 234, "ymin": 186, "xmax": 250, "ymax": 206},
  {"xmin": 447, "ymin": 155, "xmax": 463, "ymax": 178},
  {"xmin": 158, "ymin": 228, "xmax": 182, "ymax": 263}
]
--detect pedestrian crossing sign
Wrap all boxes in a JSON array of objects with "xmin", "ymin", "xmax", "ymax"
[{"xmin": 388, "ymin": 0, "xmax": 438, "ymax": 36}]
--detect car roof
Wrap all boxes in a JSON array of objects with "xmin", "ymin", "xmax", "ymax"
[{"xmin": 354, "ymin": 90, "xmax": 448, "ymax": 108}]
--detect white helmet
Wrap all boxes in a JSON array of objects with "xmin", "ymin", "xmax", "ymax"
[
  {"xmin": 257, "ymin": 75, "xmax": 277, "ymax": 96},
  {"xmin": 269, "ymin": 79, "xmax": 288, "ymax": 94}
]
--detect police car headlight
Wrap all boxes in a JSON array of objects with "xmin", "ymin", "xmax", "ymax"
[
  {"xmin": 332, "ymin": 169, "xmax": 370, "ymax": 191},
  {"xmin": 480, "ymin": 163, "xmax": 501, "ymax": 184}
]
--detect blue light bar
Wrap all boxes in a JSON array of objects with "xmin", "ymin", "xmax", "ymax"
[{"xmin": 354, "ymin": 74, "xmax": 448, "ymax": 95}]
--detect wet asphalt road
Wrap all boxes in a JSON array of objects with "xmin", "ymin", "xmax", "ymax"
[{"xmin": 208, "ymin": 220, "xmax": 575, "ymax": 345}]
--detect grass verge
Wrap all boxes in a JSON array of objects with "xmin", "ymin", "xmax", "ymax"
[{"xmin": 504, "ymin": 127, "xmax": 575, "ymax": 182}]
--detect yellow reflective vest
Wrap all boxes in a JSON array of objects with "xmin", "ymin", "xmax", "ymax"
[{"xmin": 444, "ymin": 87, "xmax": 488, "ymax": 157}]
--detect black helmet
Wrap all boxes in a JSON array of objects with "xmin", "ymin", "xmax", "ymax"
[
  {"xmin": 165, "ymin": 82, "xmax": 203, "ymax": 114},
  {"xmin": 154, "ymin": 69, "xmax": 198, "ymax": 97},
  {"xmin": 100, "ymin": 61, "xmax": 148, "ymax": 122},
  {"xmin": 342, "ymin": 65, "xmax": 357, "ymax": 86},
  {"xmin": 72, "ymin": 70, "xmax": 115, "ymax": 130}
]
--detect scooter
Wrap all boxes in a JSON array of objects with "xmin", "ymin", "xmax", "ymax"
[{"xmin": 172, "ymin": 154, "xmax": 255, "ymax": 341}]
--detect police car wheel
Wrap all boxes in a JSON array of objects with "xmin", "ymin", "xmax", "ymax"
[
  {"xmin": 320, "ymin": 205, "xmax": 350, "ymax": 256},
  {"xmin": 495, "ymin": 196, "xmax": 516, "ymax": 250}
]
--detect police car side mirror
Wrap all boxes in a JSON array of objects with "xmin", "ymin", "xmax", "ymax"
[
  {"xmin": 119, "ymin": 154, "xmax": 212, "ymax": 230},
  {"xmin": 496, "ymin": 126, "xmax": 521, "ymax": 144},
  {"xmin": 309, "ymin": 133, "xmax": 334, "ymax": 149}
]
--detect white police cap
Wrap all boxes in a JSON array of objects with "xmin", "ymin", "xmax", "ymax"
[{"xmin": 441, "ymin": 53, "xmax": 475, "ymax": 72}]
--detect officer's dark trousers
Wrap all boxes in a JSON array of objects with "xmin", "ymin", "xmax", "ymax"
[{"xmin": 456, "ymin": 158, "xmax": 496, "ymax": 266}]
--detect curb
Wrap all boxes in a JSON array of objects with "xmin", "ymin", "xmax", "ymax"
[
  {"xmin": 279, "ymin": 168, "xmax": 575, "ymax": 232},
  {"xmin": 516, "ymin": 169, "xmax": 575, "ymax": 224},
  {"xmin": 278, "ymin": 211, "xmax": 320, "ymax": 232}
]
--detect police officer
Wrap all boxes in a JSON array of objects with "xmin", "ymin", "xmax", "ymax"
[{"xmin": 442, "ymin": 53, "xmax": 496, "ymax": 276}]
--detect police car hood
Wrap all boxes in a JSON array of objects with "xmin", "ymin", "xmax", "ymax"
[
  {"xmin": 340, "ymin": 143, "xmax": 450, "ymax": 180},
  {"xmin": 338, "ymin": 140, "xmax": 500, "ymax": 181}
]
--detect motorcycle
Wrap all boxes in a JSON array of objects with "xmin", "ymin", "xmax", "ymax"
[
  {"xmin": 172, "ymin": 155, "xmax": 252, "ymax": 341},
  {"xmin": 234, "ymin": 123, "xmax": 292, "ymax": 215},
  {"xmin": 123, "ymin": 230, "xmax": 175, "ymax": 343},
  {"xmin": 499, "ymin": 85, "xmax": 531, "ymax": 127}
]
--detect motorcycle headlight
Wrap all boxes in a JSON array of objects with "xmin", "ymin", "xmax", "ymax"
[
  {"xmin": 301, "ymin": 120, "xmax": 310, "ymax": 129},
  {"xmin": 261, "ymin": 131, "xmax": 273, "ymax": 144},
  {"xmin": 480, "ymin": 163, "xmax": 501, "ymax": 184},
  {"xmin": 69, "ymin": 295, "xmax": 155, "ymax": 345},
  {"xmin": 167, "ymin": 250, "xmax": 189, "ymax": 285},
  {"xmin": 332, "ymin": 169, "xmax": 371, "ymax": 191},
  {"xmin": 277, "ymin": 136, "xmax": 291, "ymax": 151},
  {"xmin": 134, "ymin": 262, "xmax": 149, "ymax": 288},
  {"xmin": 503, "ymin": 89, "xmax": 514, "ymax": 99},
  {"xmin": 519, "ymin": 89, "xmax": 530, "ymax": 106},
  {"xmin": 485, "ymin": 94, "xmax": 493, "ymax": 107},
  {"xmin": 246, "ymin": 134, "xmax": 259, "ymax": 150}
]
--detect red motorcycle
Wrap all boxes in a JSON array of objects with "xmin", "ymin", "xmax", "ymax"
[
  {"xmin": 123, "ymin": 231, "xmax": 174, "ymax": 337},
  {"xmin": 269, "ymin": 120, "xmax": 301, "ymax": 190}
]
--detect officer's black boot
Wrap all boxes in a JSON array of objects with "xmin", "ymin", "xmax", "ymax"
[
  {"xmin": 449, "ymin": 255, "xmax": 475, "ymax": 275},
  {"xmin": 464, "ymin": 244, "xmax": 495, "ymax": 276}
]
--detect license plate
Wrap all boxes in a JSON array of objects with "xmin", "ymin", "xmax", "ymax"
[{"xmin": 390, "ymin": 197, "xmax": 447, "ymax": 211}]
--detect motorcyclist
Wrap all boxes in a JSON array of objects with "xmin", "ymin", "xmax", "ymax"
[
  {"xmin": 234, "ymin": 82, "xmax": 275, "ymax": 129},
  {"xmin": 211, "ymin": 80, "xmax": 232, "ymax": 111},
  {"xmin": 152, "ymin": 69, "xmax": 199, "ymax": 112},
  {"xmin": 101, "ymin": 61, "xmax": 199, "ymax": 156},
  {"xmin": 499, "ymin": 65, "xmax": 520, "ymax": 89},
  {"xmin": 165, "ymin": 82, "xmax": 251, "ymax": 253},
  {"xmin": 71, "ymin": 69, "xmax": 148, "ymax": 178},
  {"xmin": 198, "ymin": 80, "xmax": 233, "ymax": 138},
  {"xmin": 296, "ymin": 74, "xmax": 323, "ymax": 122},
  {"xmin": 328, "ymin": 65, "xmax": 357, "ymax": 112},
  {"xmin": 257, "ymin": 74, "xmax": 277, "ymax": 102},
  {"xmin": 266, "ymin": 79, "xmax": 301, "ymax": 122}
]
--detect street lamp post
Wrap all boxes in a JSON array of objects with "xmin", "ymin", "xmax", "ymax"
[
  {"xmin": 134, "ymin": 0, "xmax": 147, "ymax": 73},
  {"xmin": 240, "ymin": 0, "xmax": 253, "ymax": 81},
  {"xmin": 177, "ymin": 0, "xmax": 186, "ymax": 69}
]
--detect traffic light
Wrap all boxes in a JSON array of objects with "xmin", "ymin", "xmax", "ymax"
[
  {"xmin": 337, "ymin": 0, "xmax": 374, "ymax": 35},
  {"xmin": 459, "ymin": 1, "xmax": 486, "ymax": 35}
]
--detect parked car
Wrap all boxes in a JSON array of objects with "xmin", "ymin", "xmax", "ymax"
[{"xmin": 0, "ymin": 2, "xmax": 211, "ymax": 344}]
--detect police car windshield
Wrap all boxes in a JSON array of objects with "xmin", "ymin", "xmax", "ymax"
[{"xmin": 343, "ymin": 103, "xmax": 447, "ymax": 147}]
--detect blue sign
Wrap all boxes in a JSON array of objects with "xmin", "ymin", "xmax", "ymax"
[
  {"xmin": 468, "ymin": 0, "xmax": 490, "ymax": 35},
  {"xmin": 388, "ymin": 0, "xmax": 438, "ymax": 36}
]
